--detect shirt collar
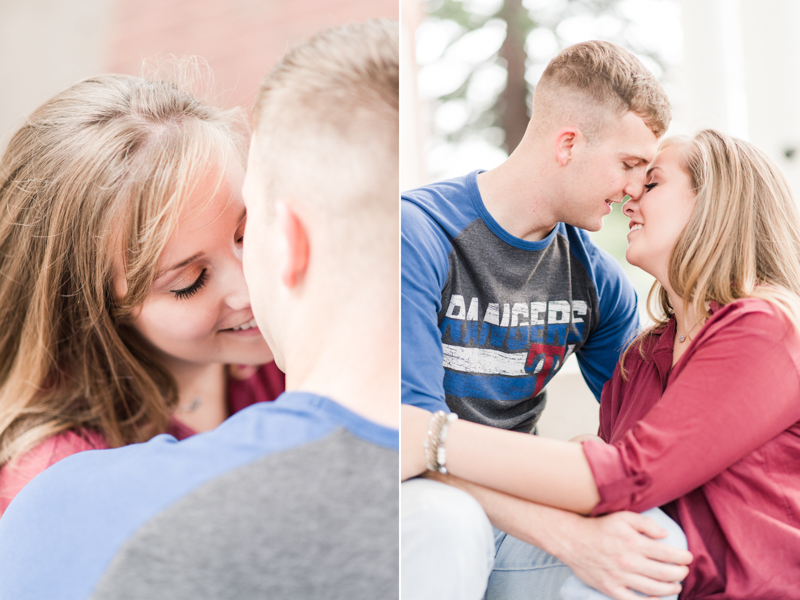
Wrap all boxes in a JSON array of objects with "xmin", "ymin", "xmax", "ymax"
[
  {"xmin": 651, "ymin": 301, "xmax": 721, "ymax": 385},
  {"xmin": 651, "ymin": 320, "xmax": 675, "ymax": 386}
]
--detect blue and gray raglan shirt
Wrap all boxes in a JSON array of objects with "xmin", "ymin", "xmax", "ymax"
[
  {"xmin": 0, "ymin": 392, "xmax": 398, "ymax": 600},
  {"xmin": 402, "ymin": 170, "xmax": 639, "ymax": 432}
]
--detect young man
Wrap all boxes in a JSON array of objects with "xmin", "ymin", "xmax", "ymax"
[
  {"xmin": 401, "ymin": 41, "xmax": 691, "ymax": 599},
  {"xmin": 0, "ymin": 20, "xmax": 399, "ymax": 600}
]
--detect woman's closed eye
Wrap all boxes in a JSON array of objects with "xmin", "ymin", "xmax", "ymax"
[
  {"xmin": 644, "ymin": 182, "xmax": 658, "ymax": 192},
  {"xmin": 235, "ymin": 211, "xmax": 246, "ymax": 245},
  {"xmin": 171, "ymin": 269, "xmax": 208, "ymax": 300}
]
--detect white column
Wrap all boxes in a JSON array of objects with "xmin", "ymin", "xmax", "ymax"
[
  {"xmin": 677, "ymin": 0, "xmax": 749, "ymax": 138},
  {"xmin": 739, "ymin": 0, "xmax": 800, "ymax": 197}
]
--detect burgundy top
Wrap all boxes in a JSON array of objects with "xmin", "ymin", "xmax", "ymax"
[
  {"xmin": 582, "ymin": 298, "xmax": 800, "ymax": 599},
  {"xmin": 0, "ymin": 362, "xmax": 285, "ymax": 514}
]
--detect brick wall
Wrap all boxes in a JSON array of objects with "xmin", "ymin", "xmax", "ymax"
[{"xmin": 107, "ymin": 0, "xmax": 398, "ymax": 110}]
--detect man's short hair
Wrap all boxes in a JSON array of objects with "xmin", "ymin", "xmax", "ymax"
[
  {"xmin": 251, "ymin": 19, "xmax": 398, "ymax": 219},
  {"xmin": 533, "ymin": 40, "xmax": 671, "ymax": 139}
]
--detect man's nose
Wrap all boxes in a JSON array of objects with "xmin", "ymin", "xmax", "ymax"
[{"xmin": 624, "ymin": 175, "xmax": 646, "ymax": 201}]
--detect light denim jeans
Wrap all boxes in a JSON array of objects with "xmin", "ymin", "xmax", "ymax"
[{"xmin": 401, "ymin": 478, "xmax": 687, "ymax": 600}]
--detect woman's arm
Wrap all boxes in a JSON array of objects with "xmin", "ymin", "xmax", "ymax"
[{"xmin": 402, "ymin": 404, "xmax": 600, "ymax": 514}]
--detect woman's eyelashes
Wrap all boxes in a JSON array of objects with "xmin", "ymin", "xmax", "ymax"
[
  {"xmin": 644, "ymin": 182, "xmax": 658, "ymax": 192},
  {"xmin": 171, "ymin": 269, "xmax": 208, "ymax": 300}
]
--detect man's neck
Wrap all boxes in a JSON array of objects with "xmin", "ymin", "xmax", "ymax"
[
  {"xmin": 281, "ymin": 299, "xmax": 399, "ymax": 430},
  {"xmin": 477, "ymin": 150, "xmax": 559, "ymax": 242}
]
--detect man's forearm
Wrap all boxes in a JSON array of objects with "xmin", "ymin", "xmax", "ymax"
[
  {"xmin": 424, "ymin": 472, "xmax": 692, "ymax": 600},
  {"xmin": 424, "ymin": 471, "xmax": 582, "ymax": 560}
]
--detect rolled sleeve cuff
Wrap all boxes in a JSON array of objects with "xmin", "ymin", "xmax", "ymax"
[{"xmin": 582, "ymin": 439, "xmax": 652, "ymax": 516}]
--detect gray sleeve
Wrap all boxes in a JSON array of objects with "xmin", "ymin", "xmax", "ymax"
[{"xmin": 90, "ymin": 429, "xmax": 398, "ymax": 600}]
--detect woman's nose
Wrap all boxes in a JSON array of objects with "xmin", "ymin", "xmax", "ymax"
[{"xmin": 623, "ymin": 196, "xmax": 636, "ymax": 216}]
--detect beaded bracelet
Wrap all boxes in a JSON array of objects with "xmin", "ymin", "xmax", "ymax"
[
  {"xmin": 423, "ymin": 410, "xmax": 459, "ymax": 474},
  {"xmin": 423, "ymin": 411, "xmax": 447, "ymax": 471}
]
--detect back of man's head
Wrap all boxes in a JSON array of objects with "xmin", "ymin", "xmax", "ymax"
[
  {"xmin": 531, "ymin": 40, "xmax": 670, "ymax": 141},
  {"xmin": 244, "ymin": 19, "xmax": 399, "ymax": 383},
  {"xmin": 251, "ymin": 19, "xmax": 399, "ymax": 273}
]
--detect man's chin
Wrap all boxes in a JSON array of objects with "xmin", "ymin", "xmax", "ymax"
[{"xmin": 579, "ymin": 218, "xmax": 603, "ymax": 233}]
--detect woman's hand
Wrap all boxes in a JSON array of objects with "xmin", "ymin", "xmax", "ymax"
[{"xmin": 401, "ymin": 405, "xmax": 433, "ymax": 481}]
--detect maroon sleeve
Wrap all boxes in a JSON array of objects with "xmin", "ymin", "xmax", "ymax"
[
  {"xmin": 0, "ymin": 429, "xmax": 107, "ymax": 514},
  {"xmin": 584, "ymin": 306, "xmax": 800, "ymax": 515}
]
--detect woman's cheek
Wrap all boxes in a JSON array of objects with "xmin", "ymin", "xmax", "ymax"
[{"xmin": 139, "ymin": 297, "xmax": 219, "ymax": 346}]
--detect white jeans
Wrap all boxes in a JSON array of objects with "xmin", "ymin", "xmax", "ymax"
[
  {"xmin": 401, "ymin": 478, "xmax": 496, "ymax": 600},
  {"xmin": 401, "ymin": 478, "xmax": 687, "ymax": 600}
]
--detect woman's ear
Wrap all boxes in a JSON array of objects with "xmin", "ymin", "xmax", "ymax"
[{"xmin": 274, "ymin": 200, "xmax": 309, "ymax": 289}]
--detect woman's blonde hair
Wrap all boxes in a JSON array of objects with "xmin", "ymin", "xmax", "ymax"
[
  {"xmin": 0, "ymin": 73, "xmax": 246, "ymax": 466},
  {"xmin": 628, "ymin": 129, "xmax": 800, "ymax": 366}
]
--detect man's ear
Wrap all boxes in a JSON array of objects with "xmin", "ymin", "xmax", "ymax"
[
  {"xmin": 275, "ymin": 200, "xmax": 309, "ymax": 289},
  {"xmin": 554, "ymin": 127, "xmax": 579, "ymax": 166}
]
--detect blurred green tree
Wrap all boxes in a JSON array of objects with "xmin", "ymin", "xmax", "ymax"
[{"xmin": 421, "ymin": 0, "xmax": 671, "ymax": 154}]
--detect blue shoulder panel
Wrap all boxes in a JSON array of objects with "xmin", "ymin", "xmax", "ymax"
[
  {"xmin": 401, "ymin": 172, "xmax": 483, "ymax": 412},
  {"xmin": 0, "ymin": 393, "xmax": 397, "ymax": 599}
]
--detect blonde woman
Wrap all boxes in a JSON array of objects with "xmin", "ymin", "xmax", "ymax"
[
  {"xmin": 0, "ymin": 74, "xmax": 283, "ymax": 513},
  {"xmin": 403, "ymin": 129, "xmax": 800, "ymax": 599}
]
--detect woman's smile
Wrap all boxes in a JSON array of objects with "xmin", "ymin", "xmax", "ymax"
[{"xmin": 220, "ymin": 317, "xmax": 262, "ymax": 335}]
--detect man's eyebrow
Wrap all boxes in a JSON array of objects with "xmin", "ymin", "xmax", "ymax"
[
  {"xmin": 156, "ymin": 252, "xmax": 204, "ymax": 280},
  {"xmin": 619, "ymin": 154, "xmax": 653, "ymax": 167},
  {"xmin": 622, "ymin": 153, "xmax": 652, "ymax": 165}
]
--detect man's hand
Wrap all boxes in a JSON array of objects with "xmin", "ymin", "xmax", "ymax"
[
  {"xmin": 430, "ymin": 473, "xmax": 691, "ymax": 600},
  {"xmin": 401, "ymin": 404, "xmax": 432, "ymax": 481},
  {"xmin": 552, "ymin": 511, "xmax": 691, "ymax": 600}
]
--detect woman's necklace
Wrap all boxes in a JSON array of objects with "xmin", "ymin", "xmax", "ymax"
[
  {"xmin": 676, "ymin": 318, "xmax": 705, "ymax": 343},
  {"xmin": 175, "ymin": 395, "xmax": 203, "ymax": 413},
  {"xmin": 171, "ymin": 364, "xmax": 227, "ymax": 429}
]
